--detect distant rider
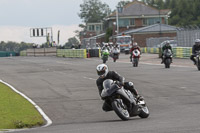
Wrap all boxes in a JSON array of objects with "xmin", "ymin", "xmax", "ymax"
[
  {"xmin": 112, "ymin": 45, "xmax": 120, "ymax": 55},
  {"xmin": 96, "ymin": 64, "xmax": 142, "ymax": 111},
  {"xmin": 130, "ymin": 42, "xmax": 141, "ymax": 62},
  {"xmin": 101, "ymin": 43, "xmax": 110, "ymax": 51},
  {"xmin": 190, "ymin": 39, "xmax": 200, "ymax": 65},
  {"xmin": 161, "ymin": 41, "xmax": 173, "ymax": 64}
]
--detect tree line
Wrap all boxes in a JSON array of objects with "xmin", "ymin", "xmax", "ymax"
[
  {"xmin": 0, "ymin": 41, "xmax": 33, "ymax": 53},
  {"xmin": 0, "ymin": 41, "xmax": 56, "ymax": 52},
  {"xmin": 142, "ymin": 0, "xmax": 200, "ymax": 27}
]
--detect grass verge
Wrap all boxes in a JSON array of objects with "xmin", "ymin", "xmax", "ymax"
[{"xmin": 0, "ymin": 82, "xmax": 45, "ymax": 129}]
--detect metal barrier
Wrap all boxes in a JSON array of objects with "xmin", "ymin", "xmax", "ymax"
[
  {"xmin": 141, "ymin": 47, "xmax": 192, "ymax": 58},
  {"xmin": 88, "ymin": 49, "xmax": 100, "ymax": 57},
  {"xmin": 20, "ymin": 51, "xmax": 27, "ymax": 56},
  {"xmin": 172, "ymin": 47, "xmax": 192, "ymax": 58},
  {"xmin": 20, "ymin": 47, "xmax": 57, "ymax": 56},
  {"xmin": 20, "ymin": 48, "xmax": 90, "ymax": 58},
  {"xmin": 57, "ymin": 49, "xmax": 87, "ymax": 58}
]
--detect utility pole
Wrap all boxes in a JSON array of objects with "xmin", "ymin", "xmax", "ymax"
[
  {"xmin": 159, "ymin": 7, "xmax": 161, "ymax": 36},
  {"xmin": 116, "ymin": 7, "xmax": 119, "ymax": 34},
  {"xmin": 116, "ymin": 6, "xmax": 123, "ymax": 34}
]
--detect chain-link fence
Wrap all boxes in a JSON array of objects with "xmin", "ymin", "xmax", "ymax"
[
  {"xmin": 146, "ymin": 37, "xmax": 176, "ymax": 47},
  {"xmin": 81, "ymin": 38, "xmax": 98, "ymax": 49},
  {"xmin": 147, "ymin": 27, "xmax": 200, "ymax": 48},
  {"xmin": 177, "ymin": 28, "xmax": 200, "ymax": 47}
]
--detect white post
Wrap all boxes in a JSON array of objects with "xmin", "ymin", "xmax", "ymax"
[{"xmin": 116, "ymin": 7, "xmax": 119, "ymax": 34}]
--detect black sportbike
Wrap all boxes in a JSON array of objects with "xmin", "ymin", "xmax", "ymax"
[
  {"xmin": 101, "ymin": 79, "xmax": 149, "ymax": 121},
  {"xmin": 194, "ymin": 51, "xmax": 200, "ymax": 70},
  {"xmin": 163, "ymin": 49, "xmax": 173, "ymax": 68}
]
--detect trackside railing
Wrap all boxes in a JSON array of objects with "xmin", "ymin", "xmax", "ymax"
[
  {"xmin": 57, "ymin": 49, "xmax": 87, "ymax": 58},
  {"xmin": 141, "ymin": 47, "xmax": 192, "ymax": 58}
]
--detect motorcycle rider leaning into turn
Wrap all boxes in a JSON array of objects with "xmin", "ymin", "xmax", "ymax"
[
  {"xmin": 96, "ymin": 64, "xmax": 142, "ymax": 111},
  {"xmin": 190, "ymin": 39, "xmax": 200, "ymax": 65},
  {"xmin": 130, "ymin": 42, "xmax": 141, "ymax": 62},
  {"xmin": 161, "ymin": 41, "xmax": 173, "ymax": 64}
]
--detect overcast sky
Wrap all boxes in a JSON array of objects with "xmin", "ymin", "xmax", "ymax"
[{"xmin": 0, "ymin": 0, "xmax": 122, "ymax": 45}]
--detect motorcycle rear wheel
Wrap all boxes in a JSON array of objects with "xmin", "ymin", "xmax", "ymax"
[
  {"xmin": 112, "ymin": 99, "xmax": 130, "ymax": 121},
  {"xmin": 132, "ymin": 58, "xmax": 138, "ymax": 67}
]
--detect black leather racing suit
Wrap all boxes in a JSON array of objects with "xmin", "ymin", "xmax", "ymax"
[
  {"xmin": 190, "ymin": 44, "xmax": 200, "ymax": 64},
  {"xmin": 161, "ymin": 45, "xmax": 173, "ymax": 63},
  {"xmin": 96, "ymin": 71, "xmax": 138, "ymax": 111}
]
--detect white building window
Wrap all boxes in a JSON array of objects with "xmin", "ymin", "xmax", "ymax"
[
  {"xmin": 130, "ymin": 18, "xmax": 135, "ymax": 26},
  {"xmin": 143, "ymin": 18, "xmax": 161, "ymax": 26}
]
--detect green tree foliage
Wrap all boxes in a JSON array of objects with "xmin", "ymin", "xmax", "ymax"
[
  {"xmin": 117, "ymin": 0, "xmax": 131, "ymax": 7},
  {"xmin": 169, "ymin": 0, "xmax": 200, "ymax": 26},
  {"xmin": 0, "ymin": 41, "xmax": 33, "ymax": 52},
  {"xmin": 64, "ymin": 37, "xmax": 80, "ymax": 49},
  {"xmin": 78, "ymin": 0, "xmax": 111, "ymax": 23},
  {"xmin": 144, "ymin": 0, "xmax": 200, "ymax": 27},
  {"xmin": 105, "ymin": 27, "xmax": 113, "ymax": 42}
]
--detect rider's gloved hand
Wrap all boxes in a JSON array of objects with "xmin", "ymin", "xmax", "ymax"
[
  {"xmin": 115, "ymin": 81, "xmax": 124, "ymax": 87},
  {"xmin": 101, "ymin": 96, "xmax": 105, "ymax": 100},
  {"xmin": 136, "ymin": 95, "xmax": 144, "ymax": 102}
]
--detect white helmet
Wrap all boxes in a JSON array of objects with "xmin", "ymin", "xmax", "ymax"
[
  {"xmin": 195, "ymin": 39, "xmax": 200, "ymax": 43},
  {"xmin": 96, "ymin": 64, "xmax": 108, "ymax": 78},
  {"xmin": 133, "ymin": 42, "xmax": 138, "ymax": 47},
  {"xmin": 166, "ymin": 40, "xmax": 170, "ymax": 44}
]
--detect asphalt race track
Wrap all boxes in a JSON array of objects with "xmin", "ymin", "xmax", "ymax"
[{"xmin": 0, "ymin": 54, "xmax": 200, "ymax": 133}]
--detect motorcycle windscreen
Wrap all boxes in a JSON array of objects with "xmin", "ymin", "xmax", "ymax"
[
  {"xmin": 102, "ymin": 79, "xmax": 120, "ymax": 97},
  {"xmin": 133, "ymin": 50, "xmax": 140, "ymax": 56},
  {"xmin": 164, "ymin": 49, "xmax": 172, "ymax": 57}
]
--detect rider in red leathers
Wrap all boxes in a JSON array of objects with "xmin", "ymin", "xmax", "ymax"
[{"xmin": 130, "ymin": 42, "xmax": 141, "ymax": 62}]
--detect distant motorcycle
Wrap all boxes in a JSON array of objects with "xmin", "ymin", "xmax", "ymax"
[
  {"xmin": 163, "ymin": 49, "xmax": 173, "ymax": 68},
  {"xmin": 102, "ymin": 49, "xmax": 109, "ymax": 63},
  {"xmin": 101, "ymin": 79, "xmax": 149, "ymax": 121},
  {"xmin": 132, "ymin": 49, "xmax": 140, "ymax": 67},
  {"xmin": 194, "ymin": 51, "xmax": 200, "ymax": 70},
  {"xmin": 112, "ymin": 49, "xmax": 120, "ymax": 62},
  {"xmin": 113, "ymin": 53, "xmax": 119, "ymax": 62}
]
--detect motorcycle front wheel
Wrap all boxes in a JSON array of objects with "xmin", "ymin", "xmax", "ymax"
[
  {"xmin": 196, "ymin": 57, "xmax": 200, "ymax": 71},
  {"xmin": 103, "ymin": 56, "xmax": 107, "ymax": 63},
  {"xmin": 138, "ymin": 100, "xmax": 150, "ymax": 118},
  {"xmin": 112, "ymin": 99, "xmax": 130, "ymax": 121},
  {"xmin": 132, "ymin": 58, "xmax": 139, "ymax": 67},
  {"xmin": 165, "ymin": 58, "xmax": 171, "ymax": 68}
]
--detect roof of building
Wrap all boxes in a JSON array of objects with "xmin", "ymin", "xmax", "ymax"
[
  {"xmin": 122, "ymin": 24, "xmax": 177, "ymax": 35},
  {"xmin": 87, "ymin": 33, "xmax": 106, "ymax": 39},
  {"xmin": 109, "ymin": 1, "xmax": 170, "ymax": 18}
]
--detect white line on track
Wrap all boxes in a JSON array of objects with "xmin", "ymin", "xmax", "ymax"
[
  {"xmin": 85, "ymin": 58, "xmax": 195, "ymax": 68},
  {"xmin": 0, "ymin": 80, "xmax": 52, "ymax": 132},
  {"xmin": 56, "ymin": 61, "xmax": 76, "ymax": 65},
  {"xmin": 83, "ymin": 77, "xmax": 96, "ymax": 80},
  {"xmin": 117, "ymin": 60, "xmax": 195, "ymax": 68}
]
